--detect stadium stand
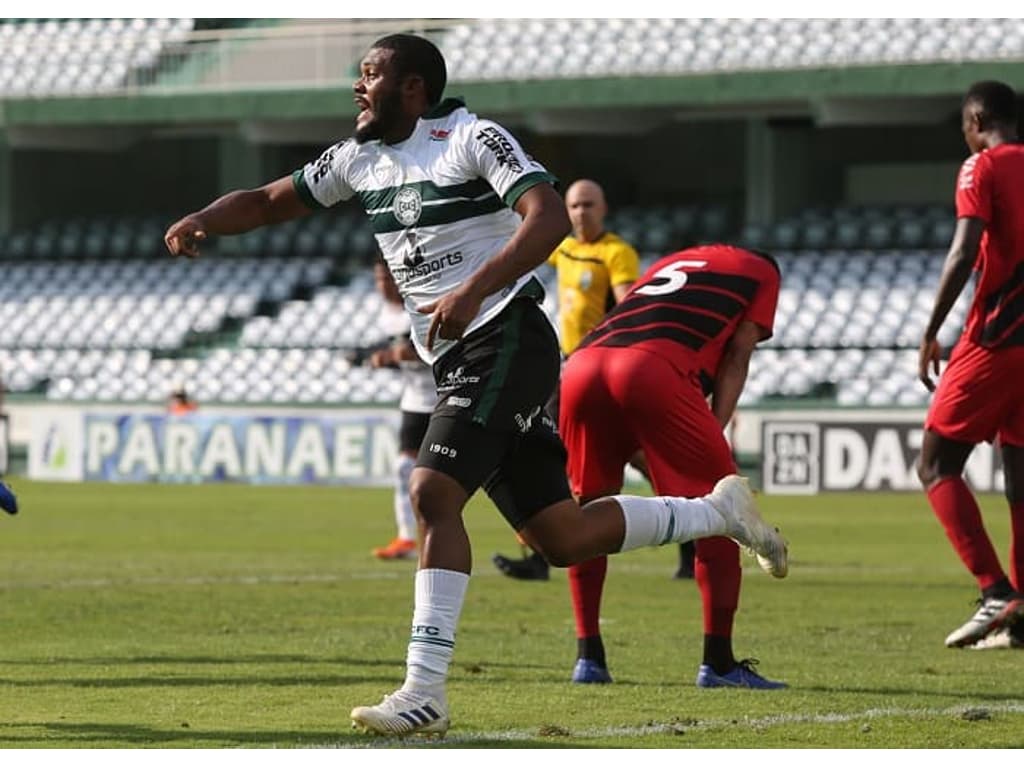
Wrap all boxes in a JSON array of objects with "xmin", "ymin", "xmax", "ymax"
[
  {"xmin": 0, "ymin": 201, "xmax": 967, "ymax": 408},
  {"xmin": 4, "ymin": 18, "xmax": 1023, "ymax": 97},
  {"xmin": 0, "ymin": 18, "xmax": 195, "ymax": 96},
  {"xmin": 442, "ymin": 18, "xmax": 1024, "ymax": 81},
  {"xmin": 0, "ymin": 18, "xmax": 998, "ymax": 421}
]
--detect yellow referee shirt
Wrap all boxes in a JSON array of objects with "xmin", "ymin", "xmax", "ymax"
[{"xmin": 548, "ymin": 231, "xmax": 640, "ymax": 355}]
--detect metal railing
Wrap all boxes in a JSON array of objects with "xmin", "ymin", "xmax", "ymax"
[{"xmin": 124, "ymin": 19, "xmax": 468, "ymax": 94}]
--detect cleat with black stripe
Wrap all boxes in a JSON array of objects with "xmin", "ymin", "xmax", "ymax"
[
  {"xmin": 708, "ymin": 475, "xmax": 788, "ymax": 578},
  {"xmin": 351, "ymin": 689, "xmax": 449, "ymax": 737}
]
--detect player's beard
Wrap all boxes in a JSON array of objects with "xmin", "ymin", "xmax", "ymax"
[{"xmin": 354, "ymin": 87, "xmax": 403, "ymax": 144}]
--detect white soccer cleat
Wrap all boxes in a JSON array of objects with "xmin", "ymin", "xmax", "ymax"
[
  {"xmin": 707, "ymin": 475, "xmax": 788, "ymax": 578},
  {"xmin": 968, "ymin": 626, "xmax": 1024, "ymax": 650},
  {"xmin": 945, "ymin": 595, "xmax": 1024, "ymax": 648},
  {"xmin": 350, "ymin": 688, "xmax": 449, "ymax": 737}
]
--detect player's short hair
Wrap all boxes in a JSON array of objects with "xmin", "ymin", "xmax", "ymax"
[
  {"xmin": 963, "ymin": 80, "xmax": 1018, "ymax": 125},
  {"xmin": 372, "ymin": 33, "xmax": 447, "ymax": 106}
]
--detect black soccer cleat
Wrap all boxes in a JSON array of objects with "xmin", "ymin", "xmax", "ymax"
[{"xmin": 492, "ymin": 551, "xmax": 550, "ymax": 581}]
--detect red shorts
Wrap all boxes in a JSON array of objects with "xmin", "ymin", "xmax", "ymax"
[
  {"xmin": 925, "ymin": 337, "xmax": 1024, "ymax": 446},
  {"xmin": 559, "ymin": 346, "xmax": 736, "ymax": 499}
]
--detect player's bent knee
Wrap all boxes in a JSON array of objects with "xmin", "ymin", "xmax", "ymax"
[
  {"xmin": 528, "ymin": 536, "xmax": 593, "ymax": 568},
  {"xmin": 529, "ymin": 544, "xmax": 573, "ymax": 568},
  {"xmin": 409, "ymin": 469, "xmax": 467, "ymax": 526},
  {"xmin": 915, "ymin": 454, "xmax": 937, "ymax": 488}
]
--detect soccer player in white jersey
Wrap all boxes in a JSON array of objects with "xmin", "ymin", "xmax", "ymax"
[
  {"xmin": 164, "ymin": 33, "xmax": 788, "ymax": 737},
  {"xmin": 369, "ymin": 259, "xmax": 437, "ymax": 560}
]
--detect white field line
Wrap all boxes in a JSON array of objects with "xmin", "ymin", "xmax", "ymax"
[
  {"xmin": 0, "ymin": 560, "xmax": 966, "ymax": 591},
  {"xmin": 331, "ymin": 701, "xmax": 1024, "ymax": 748}
]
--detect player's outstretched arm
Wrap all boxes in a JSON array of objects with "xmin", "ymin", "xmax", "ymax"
[
  {"xmin": 164, "ymin": 175, "xmax": 312, "ymax": 257},
  {"xmin": 918, "ymin": 217, "xmax": 984, "ymax": 390}
]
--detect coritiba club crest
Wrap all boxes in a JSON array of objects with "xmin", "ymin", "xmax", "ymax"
[{"xmin": 394, "ymin": 187, "xmax": 423, "ymax": 227}]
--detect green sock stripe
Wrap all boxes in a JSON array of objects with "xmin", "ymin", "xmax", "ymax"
[
  {"xmin": 410, "ymin": 636, "xmax": 455, "ymax": 649},
  {"xmin": 660, "ymin": 509, "xmax": 676, "ymax": 546}
]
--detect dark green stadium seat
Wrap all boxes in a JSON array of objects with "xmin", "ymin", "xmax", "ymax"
[
  {"xmin": 895, "ymin": 219, "xmax": 927, "ymax": 249},
  {"xmin": 670, "ymin": 206, "xmax": 698, "ymax": 238},
  {"xmin": 108, "ymin": 227, "xmax": 134, "ymax": 260},
  {"xmin": 32, "ymin": 231, "xmax": 57, "ymax": 259},
  {"xmin": 7, "ymin": 232, "xmax": 31, "ymax": 259},
  {"xmin": 864, "ymin": 220, "xmax": 894, "ymax": 249},
  {"xmin": 347, "ymin": 227, "xmax": 377, "ymax": 259},
  {"xmin": 322, "ymin": 229, "xmax": 346, "ymax": 258},
  {"xmin": 644, "ymin": 224, "xmax": 674, "ymax": 253},
  {"xmin": 929, "ymin": 219, "xmax": 955, "ymax": 249},
  {"xmin": 737, "ymin": 223, "xmax": 768, "ymax": 251},
  {"xmin": 834, "ymin": 219, "xmax": 863, "ymax": 250},
  {"xmin": 238, "ymin": 229, "xmax": 267, "ymax": 256},
  {"xmin": 294, "ymin": 229, "xmax": 320, "ymax": 257},
  {"xmin": 698, "ymin": 206, "xmax": 730, "ymax": 241},
  {"xmin": 771, "ymin": 221, "xmax": 801, "ymax": 250},
  {"xmin": 267, "ymin": 227, "xmax": 294, "ymax": 257},
  {"xmin": 82, "ymin": 228, "xmax": 109, "ymax": 260},
  {"xmin": 802, "ymin": 219, "xmax": 832, "ymax": 250}
]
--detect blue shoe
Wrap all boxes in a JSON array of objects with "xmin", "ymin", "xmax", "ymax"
[
  {"xmin": 0, "ymin": 481, "xmax": 18, "ymax": 515},
  {"xmin": 696, "ymin": 659, "xmax": 787, "ymax": 689},
  {"xmin": 572, "ymin": 658, "xmax": 612, "ymax": 684}
]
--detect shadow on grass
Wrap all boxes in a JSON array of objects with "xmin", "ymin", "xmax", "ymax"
[
  {"xmin": 0, "ymin": 721, "xmax": 583, "ymax": 748},
  {"xmin": 0, "ymin": 673, "xmax": 404, "ymax": 688},
  {"xmin": 0, "ymin": 654, "xmax": 556, "ymax": 672}
]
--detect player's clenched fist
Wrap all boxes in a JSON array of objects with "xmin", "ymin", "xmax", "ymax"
[{"xmin": 164, "ymin": 215, "xmax": 208, "ymax": 257}]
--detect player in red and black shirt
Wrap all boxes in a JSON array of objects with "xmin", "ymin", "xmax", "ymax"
[
  {"xmin": 918, "ymin": 80, "xmax": 1024, "ymax": 650},
  {"xmin": 559, "ymin": 243, "xmax": 789, "ymax": 688}
]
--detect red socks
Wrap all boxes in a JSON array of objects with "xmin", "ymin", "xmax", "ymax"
[
  {"xmin": 569, "ymin": 556, "xmax": 608, "ymax": 639},
  {"xmin": 927, "ymin": 476, "xmax": 1006, "ymax": 590},
  {"xmin": 695, "ymin": 536, "xmax": 741, "ymax": 636}
]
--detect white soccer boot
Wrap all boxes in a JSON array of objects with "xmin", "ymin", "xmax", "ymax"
[
  {"xmin": 707, "ymin": 475, "xmax": 788, "ymax": 578},
  {"xmin": 945, "ymin": 595, "xmax": 1024, "ymax": 648},
  {"xmin": 968, "ymin": 626, "xmax": 1024, "ymax": 650},
  {"xmin": 351, "ymin": 688, "xmax": 449, "ymax": 737}
]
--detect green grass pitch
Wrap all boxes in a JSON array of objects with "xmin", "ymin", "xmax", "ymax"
[{"xmin": 0, "ymin": 479, "xmax": 1022, "ymax": 748}]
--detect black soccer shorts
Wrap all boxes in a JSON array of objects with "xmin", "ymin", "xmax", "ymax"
[{"xmin": 417, "ymin": 298, "xmax": 572, "ymax": 529}]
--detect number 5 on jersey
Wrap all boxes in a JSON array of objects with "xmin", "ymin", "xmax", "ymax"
[{"xmin": 635, "ymin": 260, "xmax": 708, "ymax": 296}]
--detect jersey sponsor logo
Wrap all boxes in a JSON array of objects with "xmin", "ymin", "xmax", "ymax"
[
  {"xmin": 429, "ymin": 128, "xmax": 452, "ymax": 141},
  {"xmin": 437, "ymin": 366, "xmax": 481, "ymax": 393},
  {"xmin": 579, "ymin": 269, "xmax": 593, "ymax": 291},
  {"xmin": 475, "ymin": 126, "xmax": 524, "ymax": 173},
  {"xmin": 403, "ymin": 231, "xmax": 425, "ymax": 268},
  {"xmin": 393, "ymin": 250, "xmax": 464, "ymax": 283},
  {"xmin": 311, "ymin": 145, "xmax": 337, "ymax": 184},
  {"xmin": 514, "ymin": 405, "xmax": 542, "ymax": 433},
  {"xmin": 394, "ymin": 186, "xmax": 423, "ymax": 226}
]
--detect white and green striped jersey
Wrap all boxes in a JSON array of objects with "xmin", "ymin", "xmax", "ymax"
[{"xmin": 292, "ymin": 98, "xmax": 557, "ymax": 363}]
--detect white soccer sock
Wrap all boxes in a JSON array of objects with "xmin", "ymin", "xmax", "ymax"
[
  {"xmin": 402, "ymin": 568, "xmax": 469, "ymax": 699},
  {"xmin": 394, "ymin": 455, "xmax": 417, "ymax": 541},
  {"xmin": 615, "ymin": 494, "xmax": 727, "ymax": 552}
]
